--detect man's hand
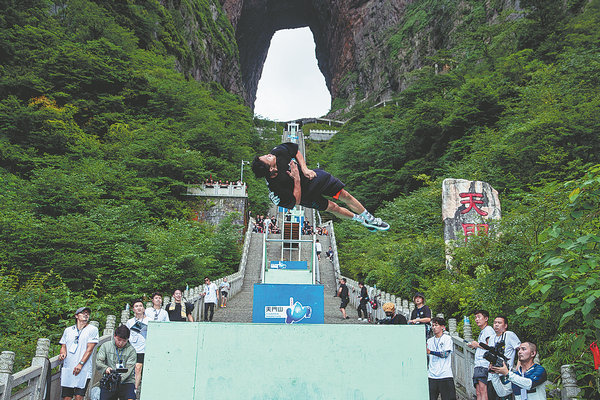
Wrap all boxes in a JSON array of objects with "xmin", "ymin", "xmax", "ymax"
[
  {"xmin": 287, "ymin": 161, "xmax": 300, "ymax": 181},
  {"xmin": 58, "ymin": 350, "xmax": 67, "ymax": 361},
  {"xmin": 73, "ymin": 364, "xmax": 82, "ymax": 375},
  {"xmin": 490, "ymin": 361, "xmax": 509, "ymax": 376},
  {"xmin": 105, "ymin": 367, "xmax": 113, "ymax": 374},
  {"xmin": 303, "ymin": 168, "xmax": 316, "ymax": 180},
  {"xmin": 426, "ymin": 348, "xmax": 431, "ymax": 354},
  {"xmin": 467, "ymin": 340, "xmax": 479, "ymax": 349}
]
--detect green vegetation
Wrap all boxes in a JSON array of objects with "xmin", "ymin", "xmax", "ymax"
[
  {"xmin": 2, "ymin": 0, "xmax": 600, "ymax": 394},
  {"xmin": 0, "ymin": 0, "xmax": 271, "ymax": 368},
  {"xmin": 321, "ymin": 0, "xmax": 600, "ymax": 393}
]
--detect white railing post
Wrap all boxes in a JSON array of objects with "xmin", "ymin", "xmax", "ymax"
[
  {"xmin": 104, "ymin": 315, "xmax": 116, "ymax": 337},
  {"xmin": 31, "ymin": 338, "xmax": 51, "ymax": 400},
  {"xmin": 0, "ymin": 351, "xmax": 15, "ymax": 399},
  {"xmin": 561, "ymin": 364, "xmax": 581, "ymax": 399}
]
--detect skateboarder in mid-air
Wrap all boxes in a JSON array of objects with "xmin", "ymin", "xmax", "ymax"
[{"xmin": 251, "ymin": 142, "xmax": 389, "ymax": 231}]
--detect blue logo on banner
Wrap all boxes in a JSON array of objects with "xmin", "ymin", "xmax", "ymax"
[
  {"xmin": 253, "ymin": 284, "xmax": 324, "ymax": 324},
  {"xmin": 270, "ymin": 261, "xmax": 307, "ymax": 270}
]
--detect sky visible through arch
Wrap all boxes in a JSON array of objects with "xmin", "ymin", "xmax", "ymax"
[{"xmin": 254, "ymin": 27, "xmax": 331, "ymax": 122}]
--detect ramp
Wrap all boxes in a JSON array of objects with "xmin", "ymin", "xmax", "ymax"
[{"xmin": 141, "ymin": 322, "xmax": 429, "ymax": 400}]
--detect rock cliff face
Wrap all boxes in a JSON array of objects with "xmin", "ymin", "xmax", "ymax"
[
  {"xmin": 195, "ymin": 0, "xmax": 521, "ymax": 113},
  {"xmin": 219, "ymin": 0, "xmax": 412, "ymax": 110}
]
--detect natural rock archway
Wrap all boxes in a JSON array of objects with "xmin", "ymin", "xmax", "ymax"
[{"xmin": 220, "ymin": 0, "xmax": 410, "ymax": 111}]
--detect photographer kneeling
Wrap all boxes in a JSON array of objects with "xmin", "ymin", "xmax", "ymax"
[
  {"xmin": 96, "ymin": 325, "xmax": 137, "ymax": 400},
  {"xmin": 489, "ymin": 342, "xmax": 547, "ymax": 400}
]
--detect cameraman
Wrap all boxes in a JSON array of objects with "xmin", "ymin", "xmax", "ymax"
[
  {"xmin": 96, "ymin": 325, "xmax": 137, "ymax": 400},
  {"xmin": 489, "ymin": 342, "xmax": 547, "ymax": 400},
  {"xmin": 487, "ymin": 316, "xmax": 521, "ymax": 400}
]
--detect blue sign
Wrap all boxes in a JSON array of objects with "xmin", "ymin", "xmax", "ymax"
[
  {"xmin": 252, "ymin": 284, "xmax": 324, "ymax": 324},
  {"xmin": 270, "ymin": 261, "xmax": 308, "ymax": 270}
]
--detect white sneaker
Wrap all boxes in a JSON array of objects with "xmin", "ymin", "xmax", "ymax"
[
  {"xmin": 362, "ymin": 217, "xmax": 390, "ymax": 231},
  {"xmin": 362, "ymin": 319, "xmax": 369, "ymax": 323},
  {"xmin": 357, "ymin": 318, "xmax": 362, "ymax": 321}
]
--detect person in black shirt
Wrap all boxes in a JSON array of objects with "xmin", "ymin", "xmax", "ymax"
[
  {"xmin": 165, "ymin": 289, "xmax": 194, "ymax": 322},
  {"xmin": 378, "ymin": 302, "xmax": 407, "ymax": 325},
  {"xmin": 408, "ymin": 292, "xmax": 432, "ymax": 337},
  {"xmin": 337, "ymin": 278, "xmax": 350, "ymax": 319},
  {"xmin": 252, "ymin": 142, "xmax": 389, "ymax": 231},
  {"xmin": 357, "ymin": 282, "xmax": 369, "ymax": 322}
]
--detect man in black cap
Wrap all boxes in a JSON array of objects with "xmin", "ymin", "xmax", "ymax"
[
  {"xmin": 252, "ymin": 142, "xmax": 389, "ymax": 231},
  {"xmin": 58, "ymin": 307, "xmax": 99, "ymax": 400},
  {"xmin": 409, "ymin": 292, "xmax": 432, "ymax": 337}
]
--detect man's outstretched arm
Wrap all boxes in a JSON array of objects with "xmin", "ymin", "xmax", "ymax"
[
  {"xmin": 294, "ymin": 150, "xmax": 316, "ymax": 180},
  {"xmin": 288, "ymin": 161, "xmax": 302, "ymax": 205}
]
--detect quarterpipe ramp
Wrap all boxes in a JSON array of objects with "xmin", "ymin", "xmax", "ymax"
[{"xmin": 141, "ymin": 322, "xmax": 428, "ymax": 399}]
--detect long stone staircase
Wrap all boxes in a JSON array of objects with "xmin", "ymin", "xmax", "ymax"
[{"xmin": 211, "ymin": 231, "xmax": 263, "ymax": 323}]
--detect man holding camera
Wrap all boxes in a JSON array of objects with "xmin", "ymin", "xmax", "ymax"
[
  {"xmin": 96, "ymin": 325, "xmax": 137, "ymax": 400},
  {"xmin": 468, "ymin": 310, "xmax": 495, "ymax": 400},
  {"xmin": 487, "ymin": 316, "xmax": 521, "ymax": 400},
  {"xmin": 489, "ymin": 342, "xmax": 547, "ymax": 400}
]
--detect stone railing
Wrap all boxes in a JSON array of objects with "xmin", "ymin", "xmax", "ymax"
[
  {"xmin": 0, "ymin": 219, "xmax": 254, "ymax": 400},
  {"xmin": 184, "ymin": 182, "xmax": 247, "ymax": 198}
]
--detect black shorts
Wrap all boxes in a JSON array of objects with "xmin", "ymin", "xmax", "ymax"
[
  {"xmin": 300, "ymin": 169, "xmax": 345, "ymax": 211},
  {"xmin": 340, "ymin": 298, "xmax": 349, "ymax": 309},
  {"xmin": 61, "ymin": 379, "xmax": 90, "ymax": 398},
  {"xmin": 137, "ymin": 353, "xmax": 145, "ymax": 363},
  {"xmin": 473, "ymin": 366, "xmax": 489, "ymax": 387},
  {"xmin": 221, "ymin": 291, "xmax": 228, "ymax": 297}
]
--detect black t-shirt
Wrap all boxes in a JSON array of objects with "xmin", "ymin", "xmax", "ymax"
[
  {"xmin": 410, "ymin": 305, "xmax": 431, "ymax": 323},
  {"xmin": 166, "ymin": 302, "xmax": 194, "ymax": 322},
  {"xmin": 379, "ymin": 314, "xmax": 408, "ymax": 325},
  {"xmin": 359, "ymin": 286, "xmax": 368, "ymax": 302},
  {"xmin": 265, "ymin": 143, "xmax": 308, "ymax": 209},
  {"xmin": 339, "ymin": 283, "xmax": 349, "ymax": 300}
]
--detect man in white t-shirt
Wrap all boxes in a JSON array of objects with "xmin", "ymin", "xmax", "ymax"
[
  {"xmin": 144, "ymin": 292, "xmax": 169, "ymax": 321},
  {"xmin": 263, "ymin": 217, "xmax": 271, "ymax": 233},
  {"xmin": 126, "ymin": 299, "xmax": 149, "ymax": 392},
  {"xmin": 315, "ymin": 239, "xmax": 322, "ymax": 260},
  {"xmin": 58, "ymin": 307, "xmax": 99, "ymax": 400},
  {"xmin": 487, "ymin": 316, "xmax": 521, "ymax": 400},
  {"xmin": 468, "ymin": 309, "xmax": 496, "ymax": 400},
  {"xmin": 427, "ymin": 317, "xmax": 456, "ymax": 400},
  {"xmin": 202, "ymin": 277, "xmax": 219, "ymax": 322}
]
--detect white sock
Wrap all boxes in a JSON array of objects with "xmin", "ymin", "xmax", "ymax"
[{"xmin": 360, "ymin": 210, "xmax": 374, "ymax": 222}]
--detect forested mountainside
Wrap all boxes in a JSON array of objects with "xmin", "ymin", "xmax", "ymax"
[
  {"xmin": 1, "ymin": 0, "xmax": 600, "ymax": 393},
  {"xmin": 0, "ymin": 0, "xmax": 274, "ymax": 367},
  {"xmin": 308, "ymin": 1, "xmax": 600, "ymax": 392}
]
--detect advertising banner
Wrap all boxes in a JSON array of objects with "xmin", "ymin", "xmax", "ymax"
[
  {"xmin": 252, "ymin": 284, "xmax": 324, "ymax": 324},
  {"xmin": 269, "ymin": 261, "xmax": 308, "ymax": 270}
]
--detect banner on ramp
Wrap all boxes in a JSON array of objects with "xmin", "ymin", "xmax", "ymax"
[{"xmin": 252, "ymin": 283, "xmax": 324, "ymax": 324}]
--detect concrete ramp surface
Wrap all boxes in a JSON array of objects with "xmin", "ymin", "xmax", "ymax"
[{"xmin": 141, "ymin": 322, "xmax": 429, "ymax": 399}]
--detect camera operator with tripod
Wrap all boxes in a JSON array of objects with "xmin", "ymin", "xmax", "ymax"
[
  {"xmin": 487, "ymin": 316, "xmax": 521, "ymax": 400},
  {"xmin": 96, "ymin": 325, "xmax": 137, "ymax": 400},
  {"xmin": 489, "ymin": 342, "xmax": 547, "ymax": 400}
]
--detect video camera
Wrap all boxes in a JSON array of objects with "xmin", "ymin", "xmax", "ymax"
[{"xmin": 479, "ymin": 340, "xmax": 509, "ymax": 368}]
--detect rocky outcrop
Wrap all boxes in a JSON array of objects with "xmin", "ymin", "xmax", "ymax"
[
  {"xmin": 160, "ymin": 0, "xmax": 520, "ymax": 112},
  {"xmin": 219, "ymin": 0, "xmax": 412, "ymax": 109}
]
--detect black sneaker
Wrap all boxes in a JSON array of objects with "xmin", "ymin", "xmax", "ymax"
[{"xmin": 362, "ymin": 217, "xmax": 390, "ymax": 231}]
